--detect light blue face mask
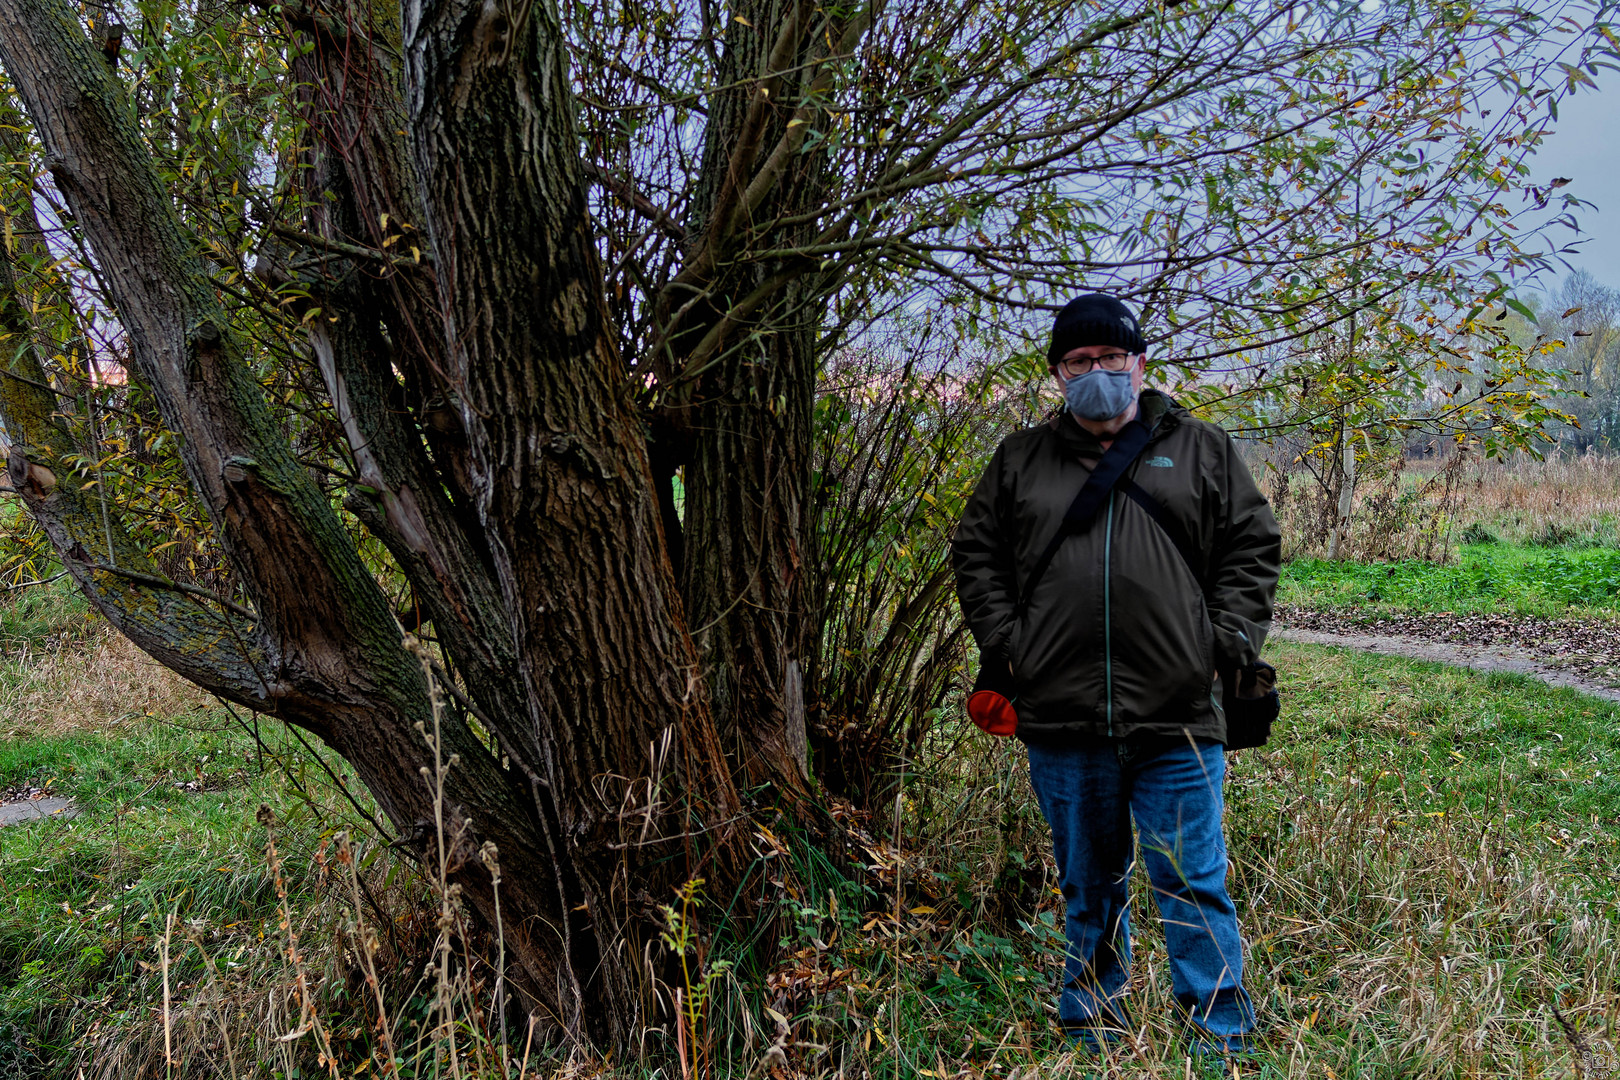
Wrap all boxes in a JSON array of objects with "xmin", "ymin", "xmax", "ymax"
[{"xmin": 1064, "ymin": 368, "xmax": 1137, "ymax": 420}]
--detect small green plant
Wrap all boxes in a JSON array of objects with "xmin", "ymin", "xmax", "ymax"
[{"xmin": 659, "ymin": 878, "xmax": 733, "ymax": 1080}]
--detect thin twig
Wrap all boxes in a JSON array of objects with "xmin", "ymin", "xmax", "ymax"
[
  {"xmin": 0, "ymin": 568, "xmax": 68, "ymax": 590},
  {"xmin": 271, "ymin": 224, "xmax": 429, "ymax": 270},
  {"xmin": 88, "ymin": 562, "xmax": 256, "ymax": 620}
]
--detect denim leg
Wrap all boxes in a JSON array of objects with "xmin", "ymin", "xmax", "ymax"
[
  {"xmin": 1026, "ymin": 741, "xmax": 1133, "ymax": 1037},
  {"xmin": 1128, "ymin": 737, "xmax": 1255, "ymax": 1051}
]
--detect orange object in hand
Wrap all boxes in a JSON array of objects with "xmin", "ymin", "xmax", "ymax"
[
  {"xmin": 968, "ymin": 649, "xmax": 1019, "ymax": 737},
  {"xmin": 968, "ymin": 689, "xmax": 1019, "ymax": 736}
]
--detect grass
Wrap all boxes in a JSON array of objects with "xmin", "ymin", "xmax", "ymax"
[
  {"xmin": 0, "ymin": 582, "xmax": 422, "ymax": 1079},
  {"xmin": 1270, "ymin": 453, "xmax": 1620, "ymax": 618},
  {"xmin": 688, "ymin": 645, "xmax": 1620, "ymax": 1078},
  {"xmin": 1461, "ymin": 455, "xmax": 1620, "ymax": 549},
  {"xmin": 1264, "ymin": 449, "xmax": 1620, "ymax": 565},
  {"xmin": 1280, "ymin": 541, "xmax": 1620, "ymax": 617},
  {"xmin": 4, "ymin": 574, "xmax": 1620, "ymax": 1077},
  {"xmin": 1234, "ymin": 642, "xmax": 1620, "ymax": 1071},
  {"xmin": 806, "ymin": 639, "xmax": 1620, "ymax": 1077}
]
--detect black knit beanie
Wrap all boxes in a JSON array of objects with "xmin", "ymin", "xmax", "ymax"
[{"xmin": 1046, "ymin": 293, "xmax": 1145, "ymax": 366}]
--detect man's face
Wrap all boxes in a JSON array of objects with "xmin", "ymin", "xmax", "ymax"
[{"xmin": 1051, "ymin": 344, "xmax": 1146, "ymax": 401}]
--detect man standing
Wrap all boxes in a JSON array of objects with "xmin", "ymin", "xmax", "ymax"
[{"xmin": 951, "ymin": 294, "xmax": 1280, "ymax": 1054}]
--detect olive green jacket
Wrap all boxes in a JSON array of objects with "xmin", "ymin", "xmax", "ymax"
[{"xmin": 951, "ymin": 390, "xmax": 1280, "ymax": 744}]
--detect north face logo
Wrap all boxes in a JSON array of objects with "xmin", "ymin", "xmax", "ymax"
[{"xmin": 1146, "ymin": 456, "xmax": 1174, "ymax": 467}]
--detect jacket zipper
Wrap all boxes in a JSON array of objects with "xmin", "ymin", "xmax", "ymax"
[{"xmin": 1103, "ymin": 496, "xmax": 1114, "ymax": 736}]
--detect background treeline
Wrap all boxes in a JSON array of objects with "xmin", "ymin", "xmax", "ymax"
[{"xmin": 1521, "ymin": 270, "xmax": 1620, "ymax": 453}]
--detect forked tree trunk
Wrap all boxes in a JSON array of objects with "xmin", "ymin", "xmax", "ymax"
[
  {"xmin": 0, "ymin": 0, "xmax": 747, "ymax": 1050},
  {"xmin": 657, "ymin": 0, "xmax": 840, "ymax": 799}
]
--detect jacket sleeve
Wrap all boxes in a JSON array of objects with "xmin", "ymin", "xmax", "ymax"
[
  {"xmin": 951, "ymin": 443, "xmax": 1021, "ymax": 659},
  {"xmin": 1206, "ymin": 432, "xmax": 1281, "ymax": 670}
]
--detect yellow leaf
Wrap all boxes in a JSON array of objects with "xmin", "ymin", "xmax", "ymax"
[
  {"xmin": 908, "ymin": 906, "xmax": 936, "ymax": 915},
  {"xmin": 216, "ymin": 866, "xmax": 233, "ymax": 873}
]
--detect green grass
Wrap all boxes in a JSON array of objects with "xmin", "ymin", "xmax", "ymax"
[
  {"xmin": 0, "ymin": 721, "xmax": 273, "ymax": 1064},
  {"xmin": 6, "ymin": 576, "xmax": 1620, "ymax": 1077},
  {"xmin": 0, "ymin": 587, "xmax": 405, "ymax": 1079},
  {"xmin": 1249, "ymin": 641, "xmax": 1620, "ymax": 880},
  {"xmin": 1281, "ymin": 540, "xmax": 1620, "ymax": 616},
  {"xmin": 0, "ymin": 718, "xmax": 395, "ymax": 1073},
  {"xmin": 0, "ymin": 575, "xmax": 90, "ymax": 656},
  {"xmin": 788, "ymin": 639, "xmax": 1620, "ymax": 1078}
]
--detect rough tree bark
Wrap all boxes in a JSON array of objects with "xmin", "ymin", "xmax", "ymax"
[
  {"xmin": 399, "ymin": 0, "xmax": 746, "ymax": 1040},
  {"xmin": 648, "ymin": 0, "xmax": 867, "ymax": 797},
  {"xmin": 0, "ymin": 0, "xmax": 747, "ymax": 1049}
]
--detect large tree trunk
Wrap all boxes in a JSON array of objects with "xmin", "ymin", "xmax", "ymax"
[
  {"xmin": 0, "ymin": 0, "xmax": 584, "ymax": 1006},
  {"xmin": 681, "ymin": 299, "xmax": 818, "ymax": 792},
  {"xmin": 651, "ymin": 0, "xmax": 858, "ymax": 798},
  {"xmin": 400, "ymin": 0, "xmax": 748, "ymax": 1046},
  {"xmin": 0, "ymin": 0, "xmax": 746, "ymax": 1050}
]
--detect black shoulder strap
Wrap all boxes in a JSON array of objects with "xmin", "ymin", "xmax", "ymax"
[
  {"xmin": 1117, "ymin": 477, "xmax": 1205, "ymax": 591},
  {"xmin": 1015, "ymin": 418, "xmax": 1154, "ymax": 616}
]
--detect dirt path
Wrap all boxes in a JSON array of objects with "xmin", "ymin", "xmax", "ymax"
[
  {"xmin": 1274, "ymin": 604, "xmax": 1620, "ymax": 704},
  {"xmin": 1272, "ymin": 627, "xmax": 1620, "ymax": 703},
  {"xmin": 0, "ymin": 796, "xmax": 76, "ymax": 826}
]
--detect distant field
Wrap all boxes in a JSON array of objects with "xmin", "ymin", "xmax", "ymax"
[{"xmin": 1261, "ymin": 451, "xmax": 1620, "ymax": 565}]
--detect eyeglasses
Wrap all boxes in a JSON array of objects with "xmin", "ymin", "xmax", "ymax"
[{"xmin": 1057, "ymin": 352, "xmax": 1136, "ymax": 377}]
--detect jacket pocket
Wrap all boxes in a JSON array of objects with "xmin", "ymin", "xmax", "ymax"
[
  {"xmin": 1107, "ymin": 573, "xmax": 1211, "ymax": 720},
  {"xmin": 1005, "ymin": 615, "xmax": 1027, "ymax": 682},
  {"xmin": 1194, "ymin": 592, "xmax": 1216, "ymax": 697}
]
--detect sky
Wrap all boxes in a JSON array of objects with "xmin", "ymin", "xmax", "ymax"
[{"xmin": 1526, "ymin": 80, "xmax": 1620, "ymax": 289}]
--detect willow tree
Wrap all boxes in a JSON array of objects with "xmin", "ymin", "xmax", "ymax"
[{"xmin": 0, "ymin": 0, "xmax": 1604, "ymax": 1051}]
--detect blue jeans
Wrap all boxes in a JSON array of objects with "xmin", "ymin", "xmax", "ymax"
[{"xmin": 1026, "ymin": 735, "xmax": 1254, "ymax": 1053}]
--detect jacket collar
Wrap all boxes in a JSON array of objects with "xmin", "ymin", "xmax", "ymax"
[{"xmin": 1050, "ymin": 388, "xmax": 1181, "ymax": 459}]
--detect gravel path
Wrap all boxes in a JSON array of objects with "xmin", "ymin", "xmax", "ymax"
[
  {"xmin": 1274, "ymin": 603, "xmax": 1620, "ymax": 703},
  {"xmin": 0, "ymin": 796, "xmax": 76, "ymax": 826}
]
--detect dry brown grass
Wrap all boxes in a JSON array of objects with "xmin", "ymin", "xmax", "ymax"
[
  {"xmin": 1460, "ymin": 453, "xmax": 1620, "ymax": 546},
  {"xmin": 0, "ymin": 625, "xmax": 216, "ymax": 740},
  {"xmin": 1263, "ymin": 448, "xmax": 1620, "ymax": 560}
]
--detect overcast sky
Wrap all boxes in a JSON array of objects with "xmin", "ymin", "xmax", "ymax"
[{"xmin": 1527, "ymin": 81, "xmax": 1620, "ymax": 290}]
